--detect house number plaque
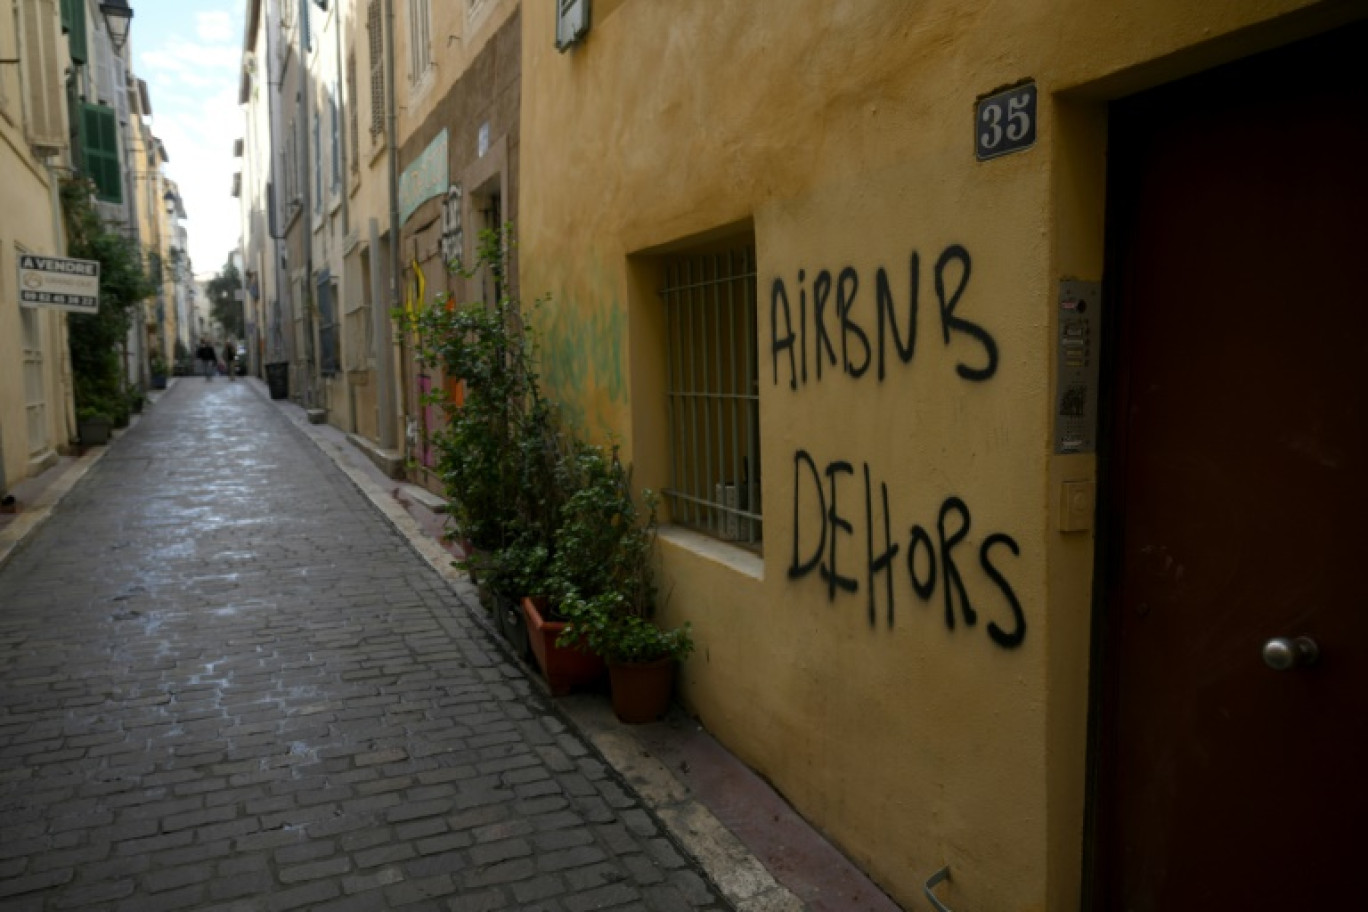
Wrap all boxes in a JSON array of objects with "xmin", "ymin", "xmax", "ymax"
[{"xmin": 976, "ymin": 82, "xmax": 1037, "ymax": 161}]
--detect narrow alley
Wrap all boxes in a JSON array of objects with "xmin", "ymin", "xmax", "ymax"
[{"xmin": 0, "ymin": 377, "xmax": 734, "ymax": 911}]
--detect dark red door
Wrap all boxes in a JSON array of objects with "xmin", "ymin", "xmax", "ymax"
[{"xmin": 1098, "ymin": 23, "xmax": 1368, "ymax": 911}]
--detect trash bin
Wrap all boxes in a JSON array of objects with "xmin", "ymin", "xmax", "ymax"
[{"xmin": 266, "ymin": 362, "xmax": 289, "ymax": 400}]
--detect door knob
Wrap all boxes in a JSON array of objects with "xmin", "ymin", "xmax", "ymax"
[{"xmin": 1262, "ymin": 636, "xmax": 1319, "ymax": 671}]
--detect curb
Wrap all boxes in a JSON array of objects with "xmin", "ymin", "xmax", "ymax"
[{"xmin": 0, "ymin": 443, "xmax": 107, "ymax": 571}]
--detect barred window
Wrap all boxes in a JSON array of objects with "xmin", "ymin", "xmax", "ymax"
[
  {"xmin": 367, "ymin": 0, "xmax": 385, "ymax": 140},
  {"xmin": 283, "ymin": 118, "xmax": 296, "ymax": 209},
  {"xmin": 346, "ymin": 52, "xmax": 359, "ymax": 174},
  {"xmin": 661, "ymin": 244, "xmax": 762, "ymax": 547}
]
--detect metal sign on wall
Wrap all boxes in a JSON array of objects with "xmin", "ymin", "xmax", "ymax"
[
  {"xmin": 18, "ymin": 255, "xmax": 100, "ymax": 314},
  {"xmin": 398, "ymin": 128, "xmax": 449, "ymax": 225},
  {"xmin": 976, "ymin": 81, "xmax": 1037, "ymax": 161}
]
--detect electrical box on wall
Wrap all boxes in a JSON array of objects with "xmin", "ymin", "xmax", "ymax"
[{"xmin": 1054, "ymin": 280, "xmax": 1102, "ymax": 454}]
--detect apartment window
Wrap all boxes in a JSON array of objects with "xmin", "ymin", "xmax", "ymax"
[
  {"xmin": 284, "ymin": 118, "xmax": 298, "ymax": 211},
  {"xmin": 20, "ymin": 0, "xmax": 67, "ymax": 151},
  {"xmin": 1, "ymin": 4, "xmax": 12, "ymax": 120},
  {"xmin": 408, "ymin": 0, "xmax": 431, "ymax": 84},
  {"xmin": 328, "ymin": 90, "xmax": 340, "ymax": 193},
  {"xmin": 318, "ymin": 271, "xmax": 339, "ymax": 374},
  {"xmin": 293, "ymin": 276, "xmax": 310, "ymax": 368},
  {"xmin": 346, "ymin": 52, "xmax": 359, "ymax": 174},
  {"xmin": 345, "ymin": 248, "xmax": 373, "ymax": 370},
  {"xmin": 79, "ymin": 102, "xmax": 121, "ymax": 203},
  {"xmin": 367, "ymin": 0, "xmax": 384, "ymax": 140},
  {"xmin": 21, "ymin": 304, "xmax": 47, "ymax": 457},
  {"xmin": 313, "ymin": 105, "xmax": 321, "ymax": 211},
  {"xmin": 661, "ymin": 243, "xmax": 762, "ymax": 546},
  {"xmin": 59, "ymin": 0, "xmax": 85, "ymax": 64}
]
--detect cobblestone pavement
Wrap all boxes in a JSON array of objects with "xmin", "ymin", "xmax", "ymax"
[{"xmin": 0, "ymin": 378, "xmax": 732, "ymax": 912}]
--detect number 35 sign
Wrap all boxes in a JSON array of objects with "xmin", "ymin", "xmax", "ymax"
[{"xmin": 976, "ymin": 82, "xmax": 1037, "ymax": 161}]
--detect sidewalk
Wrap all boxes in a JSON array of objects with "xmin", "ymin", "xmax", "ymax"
[{"xmin": 0, "ymin": 376, "xmax": 903, "ymax": 912}]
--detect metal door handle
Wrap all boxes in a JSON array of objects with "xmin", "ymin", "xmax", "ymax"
[{"xmin": 1262, "ymin": 636, "xmax": 1319, "ymax": 671}]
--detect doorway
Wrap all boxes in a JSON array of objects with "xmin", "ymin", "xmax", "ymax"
[{"xmin": 1094, "ymin": 22, "xmax": 1368, "ymax": 910}]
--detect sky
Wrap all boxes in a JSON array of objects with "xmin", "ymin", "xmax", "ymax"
[{"xmin": 127, "ymin": 1, "xmax": 245, "ymax": 280}]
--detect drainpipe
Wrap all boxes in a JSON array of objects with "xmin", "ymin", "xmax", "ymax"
[
  {"xmin": 334, "ymin": 3, "xmax": 348, "ymax": 239},
  {"xmin": 378, "ymin": 0, "xmax": 400, "ymax": 451},
  {"xmin": 265, "ymin": 0, "xmax": 288, "ymax": 367},
  {"xmin": 298, "ymin": 0, "xmax": 316, "ymax": 408}
]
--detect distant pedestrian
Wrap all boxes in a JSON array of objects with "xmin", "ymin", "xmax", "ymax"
[
  {"xmin": 196, "ymin": 338, "xmax": 216, "ymax": 380},
  {"xmin": 223, "ymin": 339, "xmax": 237, "ymax": 381}
]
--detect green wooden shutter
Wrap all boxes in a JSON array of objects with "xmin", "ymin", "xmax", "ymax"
[
  {"xmin": 62, "ymin": 0, "xmax": 87, "ymax": 64},
  {"xmin": 81, "ymin": 103, "xmax": 122, "ymax": 204}
]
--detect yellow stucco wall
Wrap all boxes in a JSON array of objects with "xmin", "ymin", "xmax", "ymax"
[
  {"xmin": 1, "ymin": 116, "xmax": 72, "ymax": 488},
  {"xmin": 518, "ymin": 2, "xmax": 1359, "ymax": 908}
]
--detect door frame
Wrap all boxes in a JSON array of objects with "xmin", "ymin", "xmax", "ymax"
[{"xmin": 1080, "ymin": 18, "xmax": 1368, "ymax": 907}]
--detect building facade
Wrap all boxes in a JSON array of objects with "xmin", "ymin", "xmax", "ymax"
[
  {"xmin": 517, "ymin": 2, "xmax": 1368, "ymax": 910},
  {"xmin": 0, "ymin": 0, "xmax": 72, "ymax": 492},
  {"xmin": 1, "ymin": 0, "xmax": 174, "ymax": 494},
  {"xmin": 234, "ymin": 1, "xmax": 1368, "ymax": 908},
  {"xmin": 394, "ymin": 0, "xmax": 520, "ymax": 486}
]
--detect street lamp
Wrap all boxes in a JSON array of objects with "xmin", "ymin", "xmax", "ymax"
[
  {"xmin": 163, "ymin": 189, "xmax": 178, "ymax": 217},
  {"xmin": 100, "ymin": 1, "xmax": 134, "ymax": 54}
]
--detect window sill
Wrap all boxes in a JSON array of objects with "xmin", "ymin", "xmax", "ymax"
[{"xmin": 657, "ymin": 524, "xmax": 764, "ymax": 582}]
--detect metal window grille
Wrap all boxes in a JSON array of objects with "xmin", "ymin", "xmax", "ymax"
[
  {"xmin": 366, "ymin": 0, "xmax": 384, "ymax": 139},
  {"xmin": 284, "ymin": 119, "xmax": 297, "ymax": 207},
  {"xmin": 661, "ymin": 245, "xmax": 762, "ymax": 547},
  {"xmin": 312, "ymin": 104, "xmax": 321, "ymax": 211},
  {"xmin": 346, "ymin": 52, "xmax": 359, "ymax": 174},
  {"xmin": 329, "ymin": 90, "xmax": 340, "ymax": 191}
]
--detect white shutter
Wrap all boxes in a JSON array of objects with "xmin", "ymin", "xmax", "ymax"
[
  {"xmin": 555, "ymin": 0, "xmax": 590, "ymax": 52},
  {"xmin": 20, "ymin": 0, "xmax": 67, "ymax": 152}
]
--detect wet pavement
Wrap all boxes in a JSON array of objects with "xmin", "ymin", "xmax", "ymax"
[{"xmin": 0, "ymin": 378, "xmax": 736, "ymax": 911}]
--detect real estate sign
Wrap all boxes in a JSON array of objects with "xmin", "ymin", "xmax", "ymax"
[{"xmin": 18, "ymin": 255, "xmax": 100, "ymax": 314}]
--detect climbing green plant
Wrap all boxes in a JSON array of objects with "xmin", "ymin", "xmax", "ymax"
[
  {"xmin": 61, "ymin": 179, "xmax": 156, "ymax": 419},
  {"xmin": 405, "ymin": 226, "xmax": 566, "ymax": 595}
]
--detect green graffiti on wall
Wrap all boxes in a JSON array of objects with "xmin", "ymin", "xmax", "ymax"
[{"xmin": 541, "ymin": 298, "xmax": 627, "ymax": 432}]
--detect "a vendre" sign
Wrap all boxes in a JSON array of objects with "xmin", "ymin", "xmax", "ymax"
[{"xmin": 18, "ymin": 254, "xmax": 100, "ymax": 314}]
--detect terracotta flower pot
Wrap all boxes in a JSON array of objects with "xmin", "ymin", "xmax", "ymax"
[
  {"xmin": 522, "ymin": 597, "xmax": 605, "ymax": 696},
  {"xmin": 608, "ymin": 657, "xmax": 676, "ymax": 724}
]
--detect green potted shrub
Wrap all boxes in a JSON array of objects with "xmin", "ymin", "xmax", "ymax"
[
  {"xmin": 558, "ymin": 591, "xmax": 694, "ymax": 723},
  {"xmin": 551, "ymin": 450, "xmax": 695, "ymax": 720},
  {"xmin": 149, "ymin": 352, "xmax": 168, "ymax": 389},
  {"xmin": 407, "ymin": 229, "xmax": 533, "ymax": 562},
  {"xmin": 76, "ymin": 405, "xmax": 113, "ymax": 446},
  {"xmin": 408, "ymin": 226, "xmax": 570, "ymax": 659},
  {"xmin": 521, "ymin": 440, "xmax": 638, "ymax": 695}
]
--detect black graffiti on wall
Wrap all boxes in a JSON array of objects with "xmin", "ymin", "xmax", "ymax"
[
  {"xmin": 770, "ymin": 245, "xmax": 999, "ymax": 389},
  {"xmin": 788, "ymin": 450, "xmax": 1026, "ymax": 649}
]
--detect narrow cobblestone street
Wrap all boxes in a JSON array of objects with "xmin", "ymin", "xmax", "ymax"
[{"xmin": 0, "ymin": 378, "xmax": 732, "ymax": 911}]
